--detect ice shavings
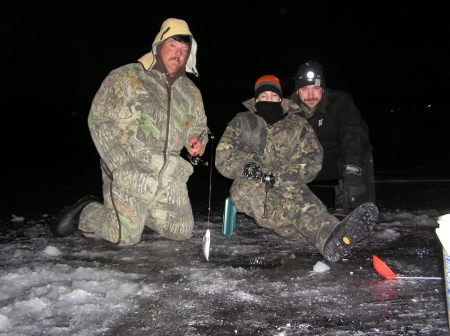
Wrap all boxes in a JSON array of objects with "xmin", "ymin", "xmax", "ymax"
[
  {"xmin": 0, "ymin": 264, "xmax": 153, "ymax": 335},
  {"xmin": 312, "ymin": 261, "xmax": 330, "ymax": 273},
  {"xmin": 0, "ymin": 314, "xmax": 11, "ymax": 331},
  {"xmin": 42, "ymin": 246, "xmax": 62, "ymax": 257},
  {"xmin": 11, "ymin": 214, "xmax": 25, "ymax": 223},
  {"xmin": 372, "ymin": 228, "xmax": 401, "ymax": 241},
  {"xmin": 234, "ymin": 290, "xmax": 260, "ymax": 302},
  {"xmin": 380, "ymin": 211, "xmax": 438, "ymax": 227},
  {"xmin": 184, "ymin": 267, "xmax": 248, "ymax": 295}
]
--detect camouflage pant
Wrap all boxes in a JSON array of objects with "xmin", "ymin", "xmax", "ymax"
[
  {"xmin": 230, "ymin": 179, "xmax": 339, "ymax": 254},
  {"xmin": 79, "ymin": 155, "xmax": 194, "ymax": 245}
]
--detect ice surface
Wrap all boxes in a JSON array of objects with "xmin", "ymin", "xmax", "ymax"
[{"xmin": 1, "ymin": 207, "xmax": 449, "ymax": 335}]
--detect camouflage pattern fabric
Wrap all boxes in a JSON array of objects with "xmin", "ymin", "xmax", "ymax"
[
  {"xmin": 79, "ymin": 64, "xmax": 208, "ymax": 245},
  {"xmin": 215, "ymin": 98, "xmax": 339, "ymax": 254}
]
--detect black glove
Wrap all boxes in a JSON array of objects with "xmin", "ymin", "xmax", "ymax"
[
  {"xmin": 343, "ymin": 164, "xmax": 363, "ymax": 176},
  {"xmin": 342, "ymin": 166, "xmax": 366, "ymax": 206},
  {"xmin": 243, "ymin": 162, "xmax": 263, "ymax": 180}
]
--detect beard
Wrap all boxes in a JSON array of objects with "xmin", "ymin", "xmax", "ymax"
[{"xmin": 302, "ymin": 98, "xmax": 320, "ymax": 109}]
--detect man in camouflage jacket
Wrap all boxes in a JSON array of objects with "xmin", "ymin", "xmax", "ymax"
[
  {"xmin": 216, "ymin": 75, "xmax": 378, "ymax": 262},
  {"xmin": 52, "ymin": 18, "xmax": 208, "ymax": 245}
]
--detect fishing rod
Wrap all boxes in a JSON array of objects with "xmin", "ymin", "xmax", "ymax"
[{"xmin": 188, "ymin": 129, "xmax": 214, "ymax": 261}]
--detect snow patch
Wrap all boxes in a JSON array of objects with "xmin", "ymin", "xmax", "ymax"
[
  {"xmin": 312, "ymin": 261, "xmax": 330, "ymax": 273},
  {"xmin": 373, "ymin": 228, "xmax": 401, "ymax": 241},
  {"xmin": 42, "ymin": 246, "xmax": 62, "ymax": 257},
  {"xmin": 0, "ymin": 262, "xmax": 151, "ymax": 335},
  {"xmin": 59, "ymin": 289, "xmax": 93, "ymax": 304},
  {"xmin": 11, "ymin": 214, "xmax": 25, "ymax": 222},
  {"xmin": 12, "ymin": 297, "xmax": 51, "ymax": 317},
  {"xmin": 0, "ymin": 314, "xmax": 11, "ymax": 331},
  {"xmin": 233, "ymin": 290, "xmax": 260, "ymax": 302}
]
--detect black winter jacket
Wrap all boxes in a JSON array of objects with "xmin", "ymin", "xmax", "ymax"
[{"xmin": 289, "ymin": 89, "xmax": 372, "ymax": 174}]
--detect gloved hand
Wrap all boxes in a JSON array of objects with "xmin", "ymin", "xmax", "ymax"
[
  {"xmin": 243, "ymin": 162, "xmax": 263, "ymax": 180},
  {"xmin": 342, "ymin": 166, "xmax": 366, "ymax": 206},
  {"xmin": 343, "ymin": 164, "xmax": 362, "ymax": 176}
]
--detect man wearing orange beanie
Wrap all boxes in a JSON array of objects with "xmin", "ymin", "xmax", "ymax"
[{"xmin": 216, "ymin": 75, "xmax": 378, "ymax": 262}]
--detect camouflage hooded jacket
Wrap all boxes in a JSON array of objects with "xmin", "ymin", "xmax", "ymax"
[
  {"xmin": 216, "ymin": 98, "xmax": 323, "ymax": 193},
  {"xmin": 88, "ymin": 19, "xmax": 208, "ymax": 174}
]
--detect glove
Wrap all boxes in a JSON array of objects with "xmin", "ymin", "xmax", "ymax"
[
  {"xmin": 343, "ymin": 164, "xmax": 363, "ymax": 176},
  {"xmin": 342, "ymin": 166, "xmax": 366, "ymax": 206},
  {"xmin": 345, "ymin": 184, "xmax": 366, "ymax": 205},
  {"xmin": 243, "ymin": 162, "xmax": 263, "ymax": 180}
]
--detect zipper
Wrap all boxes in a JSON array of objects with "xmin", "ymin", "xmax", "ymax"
[{"xmin": 158, "ymin": 77, "xmax": 172, "ymax": 180}]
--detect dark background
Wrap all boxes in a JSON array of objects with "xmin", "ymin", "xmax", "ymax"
[{"xmin": 3, "ymin": 1, "xmax": 450, "ymax": 216}]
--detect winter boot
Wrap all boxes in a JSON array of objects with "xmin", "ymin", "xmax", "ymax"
[
  {"xmin": 51, "ymin": 195, "xmax": 99, "ymax": 237},
  {"xmin": 323, "ymin": 202, "xmax": 378, "ymax": 263}
]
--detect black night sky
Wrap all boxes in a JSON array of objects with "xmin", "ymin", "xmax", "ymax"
[{"xmin": 3, "ymin": 1, "xmax": 450, "ymax": 215}]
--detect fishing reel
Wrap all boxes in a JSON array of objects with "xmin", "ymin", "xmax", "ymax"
[
  {"xmin": 189, "ymin": 154, "xmax": 203, "ymax": 165},
  {"xmin": 261, "ymin": 172, "xmax": 275, "ymax": 190},
  {"xmin": 243, "ymin": 162, "xmax": 263, "ymax": 180},
  {"xmin": 189, "ymin": 130, "xmax": 214, "ymax": 166},
  {"xmin": 243, "ymin": 163, "xmax": 275, "ymax": 190}
]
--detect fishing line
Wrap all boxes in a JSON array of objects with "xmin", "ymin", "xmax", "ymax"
[
  {"xmin": 207, "ymin": 132, "xmax": 214, "ymax": 225},
  {"xmin": 200, "ymin": 131, "xmax": 214, "ymax": 261}
]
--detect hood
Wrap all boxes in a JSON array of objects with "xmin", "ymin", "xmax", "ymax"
[
  {"xmin": 242, "ymin": 98, "xmax": 302, "ymax": 114},
  {"xmin": 138, "ymin": 18, "xmax": 198, "ymax": 76}
]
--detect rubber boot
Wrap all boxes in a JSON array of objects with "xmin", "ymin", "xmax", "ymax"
[
  {"xmin": 51, "ymin": 195, "xmax": 99, "ymax": 237},
  {"xmin": 323, "ymin": 202, "xmax": 378, "ymax": 263}
]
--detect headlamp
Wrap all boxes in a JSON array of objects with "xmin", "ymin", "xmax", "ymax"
[
  {"xmin": 294, "ymin": 61, "xmax": 326, "ymax": 89},
  {"xmin": 301, "ymin": 69, "xmax": 321, "ymax": 87},
  {"xmin": 306, "ymin": 71, "xmax": 315, "ymax": 81}
]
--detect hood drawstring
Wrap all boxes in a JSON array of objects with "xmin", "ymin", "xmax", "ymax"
[{"xmin": 160, "ymin": 27, "xmax": 170, "ymax": 40}]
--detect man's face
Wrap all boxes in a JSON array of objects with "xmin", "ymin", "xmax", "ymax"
[
  {"xmin": 297, "ymin": 85, "xmax": 324, "ymax": 109},
  {"xmin": 159, "ymin": 38, "xmax": 190, "ymax": 74},
  {"xmin": 256, "ymin": 91, "xmax": 281, "ymax": 102}
]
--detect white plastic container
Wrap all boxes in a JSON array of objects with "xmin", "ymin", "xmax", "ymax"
[{"xmin": 436, "ymin": 214, "xmax": 450, "ymax": 330}]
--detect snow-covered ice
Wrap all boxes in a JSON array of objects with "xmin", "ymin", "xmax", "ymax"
[{"xmin": 1, "ymin": 207, "xmax": 449, "ymax": 335}]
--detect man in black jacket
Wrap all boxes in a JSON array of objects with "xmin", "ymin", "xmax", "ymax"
[{"xmin": 289, "ymin": 61, "xmax": 375, "ymax": 215}]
